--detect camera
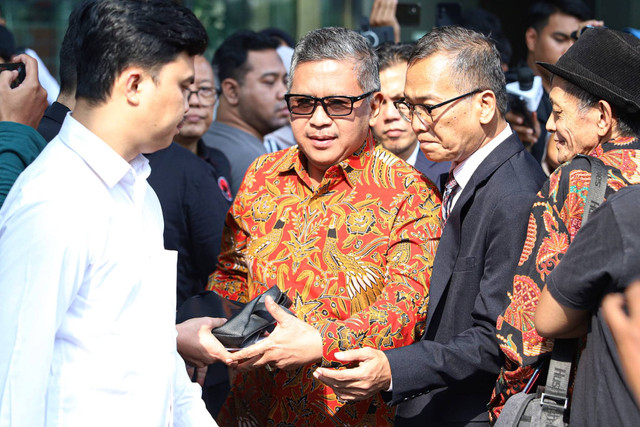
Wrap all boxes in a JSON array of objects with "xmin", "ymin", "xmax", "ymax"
[
  {"xmin": 506, "ymin": 67, "xmax": 543, "ymax": 128},
  {"xmin": 359, "ymin": 27, "xmax": 394, "ymax": 47},
  {"xmin": 0, "ymin": 62, "xmax": 26, "ymax": 88}
]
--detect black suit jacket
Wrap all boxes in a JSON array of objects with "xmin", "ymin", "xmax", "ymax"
[
  {"xmin": 413, "ymin": 148, "xmax": 450, "ymax": 190},
  {"xmin": 385, "ymin": 132, "xmax": 545, "ymax": 426}
]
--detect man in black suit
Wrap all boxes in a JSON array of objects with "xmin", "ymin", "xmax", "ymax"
[
  {"xmin": 370, "ymin": 43, "xmax": 450, "ymax": 188},
  {"xmin": 314, "ymin": 26, "xmax": 545, "ymax": 426}
]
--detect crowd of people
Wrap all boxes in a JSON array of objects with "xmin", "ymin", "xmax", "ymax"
[{"xmin": 0, "ymin": 0, "xmax": 639, "ymax": 426}]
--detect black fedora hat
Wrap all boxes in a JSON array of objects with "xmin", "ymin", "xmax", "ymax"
[{"xmin": 538, "ymin": 27, "xmax": 640, "ymax": 115}]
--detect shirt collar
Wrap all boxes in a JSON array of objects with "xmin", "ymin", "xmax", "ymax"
[
  {"xmin": 58, "ymin": 114, "xmax": 151, "ymax": 189},
  {"xmin": 276, "ymin": 132, "xmax": 376, "ymax": 188},
  {"xmin": 406, "ymin": 142, "xmax": 420, "ymax": 167},
  {"xmin": 451, "ymin": 124, "xmax": 512, "ymax": 192},
  {"xmin": 591, "ymin": 135, "xmax": 639, "ymax": 158}
]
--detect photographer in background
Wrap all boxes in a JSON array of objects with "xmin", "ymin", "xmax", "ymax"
[
  {"xmin": 368, "ymin": 0, "xmax": 401, "ymax": 44},
  {"xmin": 506, "ymin": 0, "xmax": 601, "ymax": 173},
  {"xmin": 362, "ymin": 0, "xmax": 421, "ymax": 46},
  {"xmin": 0, "ymin": 53, "xmax": 48, "ymax": 208}
]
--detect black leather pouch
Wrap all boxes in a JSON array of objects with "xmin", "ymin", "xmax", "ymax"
[{"xmin": 176, "ymin": 286, "xmax": 293, "ymax": 349}]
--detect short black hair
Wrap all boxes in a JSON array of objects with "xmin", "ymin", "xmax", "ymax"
[
  {"xmin": 527, "ymin": 0, "xmax": 593, "ymax": 32},
  {"xmin": 259, "ymin": 27, "xmax": 296, "ymax": 48},
  {"xmin": 58, "ymin": 5, "xmax": 82, "ymax": 96},
  {"xmin": 212, "ymin": 30, "xmax": 279, "ymax": 86},
  {"xmin": 460, "ymin": 7, "xmax": 512, "ymax": 65},
  {"xmin": 73, "ymin": 0, "xmax": 208, "ymax": 104},
  {"xmin": 375, "ymin": 43, "xmax": 413, "ymax": 72}
]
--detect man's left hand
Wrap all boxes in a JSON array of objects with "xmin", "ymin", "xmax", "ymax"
[
  {"xmin": 313, "ymin": 347, "xmax": 391, "ymax": 402},
  {"xmin": 229, "ymin": 295, "xmax": 323, "ymax": 371}
]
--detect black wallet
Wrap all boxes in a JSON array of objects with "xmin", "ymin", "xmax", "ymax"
[{"xmin": 176, "ymin": 286, "xmax": 294, "ymax": 349}]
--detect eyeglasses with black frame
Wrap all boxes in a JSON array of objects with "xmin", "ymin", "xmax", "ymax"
[
  {"xmin": 184, "ymin": 86, "xmax": 217, "ymax": 107},
  {"xmin": 285, "ymin": 91, "xmax": 375, "ymax": 117},
  {"xmin": 394, "ymin": 89, "xmax": 482, "ymax": 124}
]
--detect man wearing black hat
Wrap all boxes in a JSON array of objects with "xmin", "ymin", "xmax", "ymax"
[{"xmin": 490, "ymin": 27, "xmax": 640, "ymax": 422}]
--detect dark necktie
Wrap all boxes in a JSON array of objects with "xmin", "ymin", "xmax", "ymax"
[{"xmin": 441, "ymin": 173, "xmax": 459, "ymax": 224}]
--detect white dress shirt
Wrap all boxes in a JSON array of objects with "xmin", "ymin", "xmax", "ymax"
[
  {"xmin": 405, "ymin": 142, "xmax": 421, "ymax": 167},
  {"xmin": 0, "ymin": 115, "xmax": 215, "ymax": 427},
  {"xmin": 448, "ymin": 124, "xmax": 514, "ymax": 210}
]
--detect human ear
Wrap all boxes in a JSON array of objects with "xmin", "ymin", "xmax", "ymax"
[
  {"xmin": 478, "ymin": 90, "xmax": 497, "ymax": 125},
  {"xmin": 368, "ymin": 92, "xmax": 384, "ymax": 121},
  {"xmin": 220, "ymin": 78, "xmax": 240, "ymax": 105},
  {"xmin": 117, "ymin": 67, "xmax": 146, "ymax": 106},
  {"xmin": 525, "ymin": 27, "xmax": 538, "ymax": 53},
  {"xmin": 596, "ymin": 100, "xmax": 614, "ymax": 137}
]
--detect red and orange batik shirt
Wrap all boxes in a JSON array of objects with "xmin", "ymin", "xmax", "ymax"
[
  {"xmin": 489, "ymin": 137, "xmax": 640, "ymax": 422},
  {"xmin": 207, "ymin": 134, "xmax": 441, "ymax": 426}
]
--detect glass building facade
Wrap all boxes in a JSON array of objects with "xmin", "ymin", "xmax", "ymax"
[{"xmin": 0, "ymin": 0, "xmax": 636, "ymax": 87}]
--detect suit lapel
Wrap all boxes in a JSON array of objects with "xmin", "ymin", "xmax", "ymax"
[{"xmin": 424, "ymin": 133, "xmax": 524, "ymax": 330}]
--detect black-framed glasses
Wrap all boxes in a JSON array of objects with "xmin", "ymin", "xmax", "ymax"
[
  {"xmin": 394, "ymin": 89, "xmax": 482, "ymax": 124},
  {"xmin": 285, "ymin": 91, "xmax": 375, "ymax": 117},
  {"xmin": 184, "ymin": 86, "xmax": 217, "ymax": 107}
]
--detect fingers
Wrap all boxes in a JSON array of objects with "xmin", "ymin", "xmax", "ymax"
[
  {"xmin": 370, "ymin": 0, "xmax": 382, "ymax": 22},
  {"xmin": 12, "ymin": 53, "xmax": 40, "ymax": 83},
  {"xmin": 512, "ymin": 125, "xmax": 537, "ymax": 145},
  {"xmin": 625, "ymin": 281, "xmax": 640, "ymax": 321},
  {"xmin": 265, "ymin": 295, "xmax": 293, "ymax": 324},
  {"xmin": 369, "ymin": 0, "xmax": 398, "ymax": 28},
  {"xmin": 0, "ymin": 68, "xmax": 16, "ymax": 89},
  {"xmin": 205, "ymin": 316, "xmax": 228, "ymax": 329},
  {"xmin": 602, "ymin": 292, "xmax": 627, "ymax": 335},
  {"xmin": 235, "ymin": 354, "xmax": 266, "ymax": 372},
  {"xmin": 314, "ymin": 366, "xmax": 374, "ymax": 402},
  {"xmin": 176, "ymin": 317, "xmax": 234, "ymax": 366},
  {"xmin": 229, "ymin": 338, "xmax": 268, "ymax": 364},
  {"xmin": 314, "ymin": 365, "xmax": 363, "ymax": 383},
  {"xmin": 334, "ymin": 348, "xmax": 373, "ymax": 363},
  {"xmin": 580, "ymin": 19, "xmax": 604, "ymax": 29}
]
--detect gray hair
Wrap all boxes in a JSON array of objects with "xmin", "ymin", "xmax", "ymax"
[
  {"xmin": 561, "ymin": 78, "xmax": 640, "ymax": 138},
  {"xmin": 289, "ymin": 27, "xmax": 380, "ymax": 93},
  {"xmin": 410, "ymin": 26, "xmax": 508, "ymax": 116}
]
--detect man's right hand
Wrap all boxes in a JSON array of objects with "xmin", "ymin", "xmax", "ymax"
[
  {"xmin": 0, "ymin": 53, "xmax": 47, "ymax": 128},
  {"xmin": 313, "ymin": 347, "xmax": 392, "ymax": 402},
  {"xmin": 176, "ymin": 317, "xmax": 233, "ymax": 367},
  {"xmin": 506, "ymin": 110, "xmax": 540, "ymax": 147}
]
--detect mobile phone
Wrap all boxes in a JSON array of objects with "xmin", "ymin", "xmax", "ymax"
[
  {"xmin": 0, "ymin": 62, "xmax": 26, "ymax": 88},
  {"xmin": 435, "ymin": 2, "xmax": 462, "ymax": 27},
  {"xmin": 396, "ymin": 3, "xmax": 421, "ymax": 27}
]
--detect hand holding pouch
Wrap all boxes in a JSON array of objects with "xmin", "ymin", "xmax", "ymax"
[{"xmin": 176, "ymin": 286, "xmax": 294, "ymax": 349}]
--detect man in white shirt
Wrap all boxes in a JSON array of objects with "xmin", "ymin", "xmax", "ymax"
[{"xmin": 0, "ymin": 1, "xmax": 216, "ymax": 426}]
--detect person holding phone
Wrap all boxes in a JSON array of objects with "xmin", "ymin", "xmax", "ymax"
[
  {"xmin": 0, "ymin": 53, "xmax": 47, "ymax": 208},
  {"xmin": 505, "ymin": 0, "xmax": 600, "ymax": 173}
]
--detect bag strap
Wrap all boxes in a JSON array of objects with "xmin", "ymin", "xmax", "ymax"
[
  {"xmin": 577, "ymin": 154, "xmax": 608, "ymax": 223},
  {"xmin": 538, "ymin": 338, "xmax": 578, "ymax": 426},
  {"xmin": 537, "ymin": 154, "xmax": 608, "ymax": 426}
]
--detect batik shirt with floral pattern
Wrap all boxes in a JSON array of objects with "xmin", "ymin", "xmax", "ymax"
[
  {"xmin": 207, "ymin": 134, "xmax": 441, "ymax": 426},
  {"xmin": 488, "ymin": 137, "xmax": 640, "ymax": 421}
]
